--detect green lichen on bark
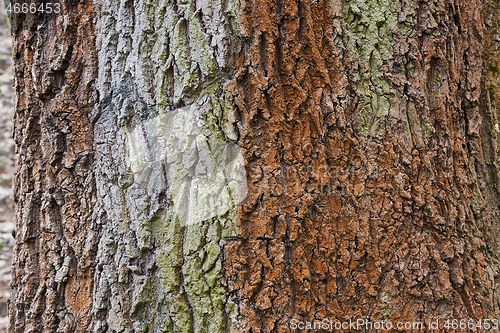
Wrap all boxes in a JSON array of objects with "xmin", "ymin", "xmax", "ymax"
[
  {"xmin": 342, "ymin": 0, "xmax": 399, "ymax": 136},
  {"xmin": 92, "ymin": 0, "xmax": 241, "ymax": 331},
  {"xmin": 134, "ymin": 100, "xmax": 243, "ymax": 331},
  {"xmin": 152, "ymin": 212, "xmax": 236, "ymax": 332},
  {"xmin": 137, "ymin": 0, "xmax": 235, "ymax": 109}
]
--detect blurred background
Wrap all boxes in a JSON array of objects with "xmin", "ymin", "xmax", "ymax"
[{"xmin": 0, "ymin": 5, "xmax": 14, "ymax": 332}]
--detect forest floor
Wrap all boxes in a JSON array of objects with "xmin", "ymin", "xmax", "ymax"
[{"xmin": 0, "ymin": 7, "xmax": 14, "ymax": 332}]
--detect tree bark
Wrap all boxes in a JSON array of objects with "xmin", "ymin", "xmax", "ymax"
[
  {"xmin": 10, "ymin": 1, "xmax": 98, "ymax": 332},
  {"xmin": 223, "ymin": 0, "xmax": 500, "ymax": 330},
  {"xmin": 9, "ymin": 0, "xmax": 500, "ymax": 332}
]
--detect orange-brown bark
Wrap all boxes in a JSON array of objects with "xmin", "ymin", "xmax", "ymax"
[
  {"xmin": 8, "ymin": 0, "xmax": 500, "ymax": 332},
  {"xmin": 223, "ymin": 0, "xmax": 500, "ymax": 331}
]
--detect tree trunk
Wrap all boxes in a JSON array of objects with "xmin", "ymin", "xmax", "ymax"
[{"xmin": 9, "ymin": 0, "xmax": 500, "ymax": 332}]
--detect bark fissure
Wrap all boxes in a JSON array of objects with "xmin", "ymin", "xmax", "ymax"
[
  {"xmin": 10, "ymin": 2, "xmax": 99, "ymax": 332},
  {"xmin": 9, "ymin": 0, "xmax": 500, "ymax": 331},
  {"xmin": 90, "ymin": 0, "xmax": 242, "ymax": 331},
  {"xmin": 223, "ymin": 0, "xmax": 500, "ymax": 331}
]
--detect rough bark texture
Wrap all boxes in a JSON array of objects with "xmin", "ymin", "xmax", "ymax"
[
  {"xmin": 9, "ymin": 0, "xmax": 500, "ymax": 332},
  {"xmin": 224, "ymin": 0, "xmax": 500, "ymax": 330},
  {"xmin": 484, "ymin": 0, "xmax": 500, "ymax": 154},
  {"xmin": 10, "ymin": 2, "xmax": 99, "ymax": 331},
  {"xmin": 0, "ymin": 8, "xmax": 15, "ymax": 330},
  {"xmin": 483, "ymin": 0, "xmax": 500, "ymax": 317},
  {"xmin": 89, "ymin": 0, "xmax": 240, "ymax": 331}
]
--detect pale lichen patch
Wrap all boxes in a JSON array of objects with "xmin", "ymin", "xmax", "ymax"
[
  {"xmin": 342, "ymin": 0, "xmax": 400, "ymax": 137},
  {"xmin": 92, "ymin": 0, "xmax": 242, "ymax": 330}
]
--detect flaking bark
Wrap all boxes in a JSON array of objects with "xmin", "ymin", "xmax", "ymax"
[
  {"xmin": 223, "ymin": 0, "xmax": 500, "ymax": 331},
  {"xmin": 9, "ymin": 0, "xmax": 500, "ymax": 332},
  {"xmin": 10, "ymin": 2, "xmax": 98, "ymax": 331}
]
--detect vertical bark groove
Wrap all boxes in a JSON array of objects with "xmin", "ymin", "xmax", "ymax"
[
  {"xmin": 482, "ymin": 0, "xmax": 500, "ymax": 314},
  {"xmin": 10, "ymin": 2, "xmax": 99, "ymax": 331},
  {"xmin": 9, "ymin": 0, "xmax": 500, "ymax": 332},
  {"xmin": 223, "ymin": 0, "xmax": 500, "ymax": 331},
  {"xmin": 89, "ymin": 0, "xmax": 241, "ymax": 331}
]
